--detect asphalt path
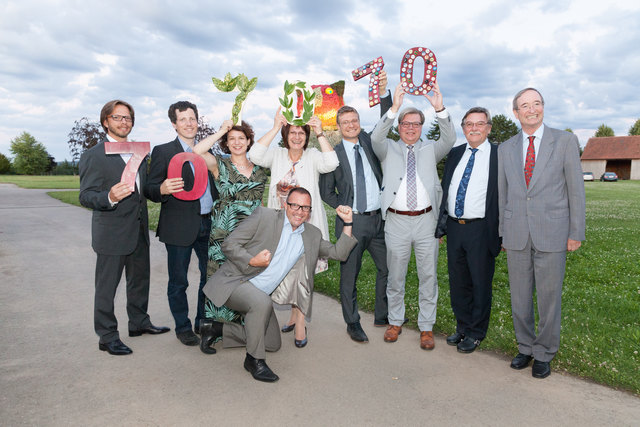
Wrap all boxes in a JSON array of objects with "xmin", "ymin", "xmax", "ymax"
[{"xmin": 1, "ymin": 183, "xmax": 638, "ymax": 426}]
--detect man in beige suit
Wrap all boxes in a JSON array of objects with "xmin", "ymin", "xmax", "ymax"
[{"xmin": 498, "ymin": 88, "xmax": 585, "ymax": 379}]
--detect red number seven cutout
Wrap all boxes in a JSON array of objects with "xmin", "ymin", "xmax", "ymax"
[
  {"xmin": 400, "ymin": 47, "xmax": 437, "ymax": 96},
  {"xmin": 104, "ymin": 141, "xmax": 150, "ymax": 191},
  {"xmin": 167, "ymin": 152, "xmax": 208, "ymax": 201},
  {"xmin": 352, "ymin": 57, "xmax": 385, "ymax": 107}
]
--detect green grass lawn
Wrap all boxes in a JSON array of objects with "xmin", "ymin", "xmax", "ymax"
[
  {"xmin": 0, "ymin": 175, "xmax": 80, "ymax": 189},
  {"xmin": 47, "ymin": 179, "xmax": 639, "ymax": 394}
]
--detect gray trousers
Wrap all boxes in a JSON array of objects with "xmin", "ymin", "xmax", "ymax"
[
  {"xmin": 384, "ymin": 211, "xmax": 439, "ymax": 331},
  {"xmin": 222, "ymin": 281, "xmax": 281, "ymax": 359},
  {"xmin": 507, "ymin": 236, "xmax": 567, "ymax": 362}
]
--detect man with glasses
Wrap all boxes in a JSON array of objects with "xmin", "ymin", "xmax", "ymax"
[
  {"xmin": 435, "ymin": 107, "xmax": 500, "ymax": 354},
  {"xmin": 201, "ymin": 188, "xmax": 357, "ymax": 382},
  {"xmin": 144, "ymin": 101, "xmax": 218, "ymax": 347},
  {"xmin": 499, "ymin": 88, "xmax": 585, "ymax": 378},
  {"xmin": 319, "ymin": 71, "xmax": 391, "ymax": 343},
  {"xmin": 371, "ymin": 82, "xmax": 456, "ymax": 350},
  {"xmin": 79, "ymin": 100, "xmax": 169, "ymax": 356}
]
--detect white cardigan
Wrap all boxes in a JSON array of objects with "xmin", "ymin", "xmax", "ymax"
[{"xmin": 249, "ymin": 143, "xmax": 339, "ymax": 240}]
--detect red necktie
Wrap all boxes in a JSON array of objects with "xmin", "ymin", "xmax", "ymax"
[{"xmin": 524, "ymin": 135, "xmax": 535, "ymax": 187}]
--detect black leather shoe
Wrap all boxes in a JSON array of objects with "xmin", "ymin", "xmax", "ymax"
[
  {"xmin": 244, "ymin": 353, "xmax": 279, "ymax": 382},
  {"xmin": 510, "ymin": 353, "xmax": 533, "ymax": 370},
  {"xmin": 532, "ymin": 360, "xmax": 551, "ymax": 379},
  {"xmin": 347, "ymin": 322, "xmax": 369, "ymax": 342},
  {"xmin": 446, "ymin": 332, "xmax": 465, "ymax": 346},
  {"xmin": 199, "ymin": 320, "xmax": 223, "ymax": 354},
  {"xmin": 281, "ymin": 323, "xmax": 295, "ymax": 333},
  {"xmin": 129, "ymin": 324, "xmax": 170, "ymax": 337},
  {"xmin": 457, "ymin": 336, "xmax": 480, "ymax": 353},
  {"xmin": 176, "ymin": 330, "xmax": 199, "ymax": 346},
  {"xmin": 99, "ymin": 339, "xmax": 132, "ymax": 355}
]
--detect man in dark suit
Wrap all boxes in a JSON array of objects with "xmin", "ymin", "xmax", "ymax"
[
  {"xmin": 436, "ymin": 107, "xmax": 500, "ymax": 354},
  {"xmin": 499, "ymin": 88, "xmax": 585, "ymax": 378},
  {"xmin": 201, "ymin": 188, "xmax": 357, "ymax": 382},
  {"xmin": 319, "ymin": 72, "xmax": 391, "ymax": 343},
  {"xmin": 144, "ymin": 101, "xmax": 217, "ymax": 347},
  {"xmin": 79, "ymin": 100, "xmax": 169, "ymax": 356}
]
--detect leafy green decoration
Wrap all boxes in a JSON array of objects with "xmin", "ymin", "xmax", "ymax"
[
  {"xmin": 212, "ymin": 72, "xmax": 258, "ymax": 124},
  {"xmin": 281, "ymin": 80, "xmax": 315, "ymax": 126}
]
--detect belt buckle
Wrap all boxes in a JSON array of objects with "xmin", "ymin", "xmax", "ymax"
[{"xmin": 458, "ymin": 219, "xmax": 466, "ymax": 224}]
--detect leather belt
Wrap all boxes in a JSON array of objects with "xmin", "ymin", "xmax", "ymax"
[
  {"xmin": 200, "ymin": 213, "xmax": 211, "ymax": 219},
  {"xmin": 353, "ymin": 209, "xmax": 381, "ymax": 216},
  {"xmin": 448, "ymin": 216, "xmax": 482, "ymax": 224},
  {"xmin": 387, "ymin": 206, "xmax": 432, "ymax": 216}
]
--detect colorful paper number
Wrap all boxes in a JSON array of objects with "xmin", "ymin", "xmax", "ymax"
[
  {"xmin": 167, "ymin": 152, "xmax": 208, "ymax": 201},
  {"xmin": 352, "ymin": 56, "xmax": 385, "ymax": 107},
  {"xmin": 104, "ymin": 141, "xmax": 150, "ymax": 191},
  {"xmin": 400, "ymin": 47, "xmax": 437, "ymax": 95}
]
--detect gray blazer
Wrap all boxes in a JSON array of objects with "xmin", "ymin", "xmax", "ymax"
[
  {"xmin": 370, "ymin": 111, "xmax": 456, "ymax": 220},
  {"xmin": 498, "ymin": 125, "xmax": 585, "ymax": 252},
  {"xmin": 203, "ymin": 207, "xmax": 357, "ymax": 307}
]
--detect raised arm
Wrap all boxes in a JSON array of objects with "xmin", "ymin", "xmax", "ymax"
[{"xmin": 249, "ymin": 108, "xmax": 287, "ymax": 167}]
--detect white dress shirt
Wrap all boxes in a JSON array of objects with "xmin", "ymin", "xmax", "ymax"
[{"xmin": 447, "ymin": 140, "xmax": 490, "ymax": 219}]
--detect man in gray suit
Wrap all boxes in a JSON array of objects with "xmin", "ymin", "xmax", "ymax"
[
  {"xmin": 200, "ymin": 188, "xmax": 357, "ymax": 382},
  {"xmin": 371, "ymin": 82, "xmax": 456, "ymax": 350},
  {"xmin": 79, "ymin": 100, "xmax": 169, "ymax": 356},
  {"xmin": 498, "ymin": 88, "xmax": 585, "ymax": 379}
]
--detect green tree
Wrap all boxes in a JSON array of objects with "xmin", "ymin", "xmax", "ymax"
[
  {"xmin": 425, "ymin": 120, "xmax": 440, "ymax": 141},
  {"xmin": 594, "ymin": 124, "xmax": 614, "ymax": 137},
  {"xmin": 628, "ymin": 119, "xmax": 640, "ymax": 136},
  {"xmin": 9, "ymin": 132, "xmax": 50, "ymax": 175},
  {"xmin": 0, "ymin": 153, "xmax": 12, "ymax": 174},
  {"xmin": 565, "ymin": 128, "xmax": 573, "ymax": 133},
  {"xmin": 67, "ymin": 117, "xmax": 106, "ymax": 162},
  {"xmin": 488, "ymin": 114, "xmax": 519, "ymax": 144}
]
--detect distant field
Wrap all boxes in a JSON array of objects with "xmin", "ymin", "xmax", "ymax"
[{"xmin": 0, "ymin": 175, "xmax": 79, "ymax": 189}]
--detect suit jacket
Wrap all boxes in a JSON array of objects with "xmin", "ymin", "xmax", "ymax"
[
  {"xmin": 79, "ymin": 141, "xmax": 149, "ymax": 255},
  {"xmin": 203, "ymin": 207, "xmax": 357, "ymax": 307},
  {"xmin": 370, "ymin": 111, "xmax": 456, "ymax": 220},
  {"xmin": 319, "ymin": 94, "xmax": 391, "ymax": 214},
  {"xmin": 436, "ymin": 142, "xmax": 501, "ymax": 257},
  {"xmin": 498, "ymin": 125, "xmax": 585, "ymax": 252},
  {"xmin": 143, "ymin": 137, "xmax": 217, "ymax": 246}
]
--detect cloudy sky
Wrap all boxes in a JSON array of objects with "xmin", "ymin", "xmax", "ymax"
[{"xmin": 1, "ymin": 0, "xmax": 639, "ymax": 162}]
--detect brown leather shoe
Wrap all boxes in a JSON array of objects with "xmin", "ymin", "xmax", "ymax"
[
  {"xmin": 420, "ymin": 331, "xmax": 435, "ymax": 350},
  {"xmin": 383, "ymin": 325, "xmax": 402, "ymax": 342}
]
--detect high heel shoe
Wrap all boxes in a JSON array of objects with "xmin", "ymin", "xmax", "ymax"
[
  {"xmin": 281, "ymin": 323, "xmax": 295, "ymax": 333},
  {"xmin": 294, "ymin": 327, "xmax": 307, "ymax": 348}
]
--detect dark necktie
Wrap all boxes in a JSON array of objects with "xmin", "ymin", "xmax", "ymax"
[
  {"xmin": 354, "ymin": 145, "xmax": 367, "ymax": 212},
  {"xmin": 406, "ymin": 145, "xmax": 417, "ymax": 210},
  {"xmin": 454, "ymin": 148, "xmax": 478, "ymax": 218},
  {"xmin": 524, "ymin": 135, "xmax": 535, "ymax": 187}
]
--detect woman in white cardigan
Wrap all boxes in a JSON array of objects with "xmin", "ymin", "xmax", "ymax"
[{"xmin": 249, "ymin": 109, "xmax": 339, "ymax": 346}]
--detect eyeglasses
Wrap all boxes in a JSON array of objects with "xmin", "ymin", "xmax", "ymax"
[
  {"xmin": 340, "ymin": 119, "xmax": 360, "ymax": 126},
  {"xmin": 399, "ymin": 121, "xmax": 422, "ymax": 128},
  {"xmin": 463, "ymin": 121, "xmax": 489, "ymax": 129},
  {"xmin": 110, "ymin": 115, "xmax": 133, "ymax": 123},
  {"xmin": 517, "ymin": 101, "xmax": 543, "ymax": 111},
  {"xmin": 287, "ymin": 202, "xmax": 312, "ymax": 212}
]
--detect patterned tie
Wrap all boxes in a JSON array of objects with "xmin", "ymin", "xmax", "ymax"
[
  {"xmin": 354, "ymin": 145, "xmax": 367, "ymax": 213},
  {"xmin": 454, "ymin": 147, "xmax": 478, "ymax": 218},
  {"xmin": 524, "ymin": 135, "xmax": 535, "ymax": 187},
  {"xmin": 406, "ymin": 145, "xmax": 417, "ymax": 210}
]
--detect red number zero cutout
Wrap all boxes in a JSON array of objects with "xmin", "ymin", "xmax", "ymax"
[
  {"xmin": 104, "ymin": 141, "xmax": 150, "ymax": 191},
  {"xmin": 167, "ymin": 152, "xmax": 208, "ymax": 201}
]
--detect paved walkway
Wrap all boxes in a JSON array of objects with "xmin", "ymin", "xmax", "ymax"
[{"xmin": 0, "ymin": 183, "xmax": 638, "ymax": 426}]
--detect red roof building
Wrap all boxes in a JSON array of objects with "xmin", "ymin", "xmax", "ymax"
[{"xmin": 581, "ymin": 136, "xmax": 640, "ymax": 180}]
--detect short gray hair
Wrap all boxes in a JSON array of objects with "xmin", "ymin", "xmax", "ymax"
[
  {"xmin": 461, "ymin": 107, "xmax": 492, "ymax": 127},
  {"xmin": 512, "ymin": 88, "xmax": 545, "ymax": 110},
  {"xmin": 398, "ymin": 107, "xmax": 425, "ymax": 125}
]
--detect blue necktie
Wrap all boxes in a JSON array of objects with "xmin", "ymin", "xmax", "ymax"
[
  {"xmin": 354, "ymin": 145, "xmax": 367, "ymax": 212},
  {"xmin": 454, "ymin": 148, "xmax": 478, "ymax": 218}
]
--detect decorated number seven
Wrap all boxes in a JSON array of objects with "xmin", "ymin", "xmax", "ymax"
[
  {"xmin": 352, "ymin": 56, "xmax": 385, "ymax": 107},
  {"xmin": 279, "ymin": 80, "xmax": 316, "ymax": 126},
  {"xmin": 167, "ymin": 152, "xmax": 208, "ymax": 201},
  {"xmin": 212, "ymin": 72, "xmax": 258, "ymax": 124},
  {"xmin": 104, "ymin": 141, "xmax": 150, "ymax": 191},
  {"xmin": 400, "ymin": 47, "xmax": 437, "ymax": 95}
]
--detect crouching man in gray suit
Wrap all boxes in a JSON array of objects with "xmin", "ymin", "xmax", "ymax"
[
  {"xmin": 498, "ymin": 88, "xmax": 585, "ymax": 379},
  {"xmin": 200, "ymin": 187, "xmax": 357, "ymax": 382}
]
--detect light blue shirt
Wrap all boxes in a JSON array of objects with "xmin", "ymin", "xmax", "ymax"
[
  {"xmin": 344, "ymin": 141, "xmax": 381, "ymax": 212},
  {"xmin": 178, "ymin": 137, "xmax": 213, "ymax": 214},
  {"xmin": 250, "ymin": 215, "xmax": 305, "ymax": 295}
]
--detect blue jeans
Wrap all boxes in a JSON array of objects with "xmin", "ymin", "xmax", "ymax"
[{"xmin": 165, "ymin": 216, "xmax": 211, "ymax": 334}]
